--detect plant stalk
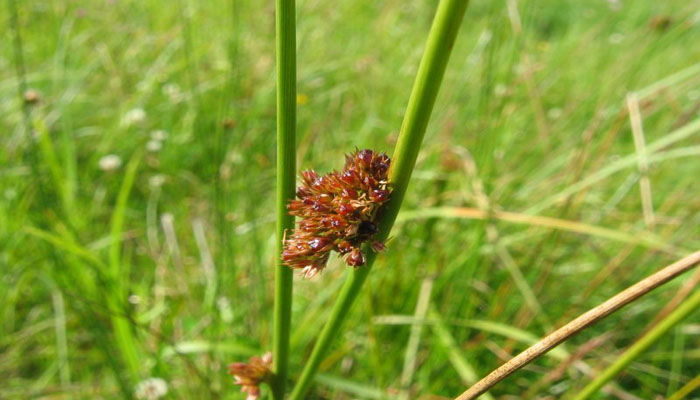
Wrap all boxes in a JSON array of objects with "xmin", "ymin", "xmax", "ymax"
[
  {"xmin": 289, "ymin": 1, "xmax": 470, "ymax": 398},
  {"xmin": 108, "ymin": 155, "xmax": 144, "ymax": 382},
  {"xmin": 572, "ymin": 288, "xmax": 700, "ymax": 400},
  {"xmin": 272, "ymin": 0, "xmax": 297, "ymax": 397},
  {"xmin": 455, "ymin": 250, "xmax": 700, "ymax": 400},
  {"xmin": 667, "ymin": 373, "xmax": 700, "ymax": 400}
]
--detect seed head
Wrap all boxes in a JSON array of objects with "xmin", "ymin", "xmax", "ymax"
[
  {"xmin": 134, "ymin": 377, "xmax": 168, "ymax": 400},
  {"xmin": 228, "ymin": 352, "xmax": 273, "ymax": 400},
  {"xmin": 282, "ymin": 149, "xmax": 391, "ymax": 278},
  {"xmin": 23, "ymin": 89, "xmax": 41, "ymax": 105}
]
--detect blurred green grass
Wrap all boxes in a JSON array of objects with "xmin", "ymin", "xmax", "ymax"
[{"xmin": 1, "ymin": 0, "xmax": 699, "ymax": 398}]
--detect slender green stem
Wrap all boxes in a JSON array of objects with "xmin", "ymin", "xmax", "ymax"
[
  {"xmin": 289, "ymin": 1, "xmax": 470, "ymax": 398},
  {"xmin": 109, "ymin": 155, "xmax": 143, "ymax": 382},
  {"xmin": 272, "ymin": 0, "xmax": 296, "ymax": 398},
  {"xmin": 668, "ymin": 373, "xmax": 700, "ymax": 400},
  {"xmin": 572, "ymin": 289, "xmax": 700, "ymax": 400}
]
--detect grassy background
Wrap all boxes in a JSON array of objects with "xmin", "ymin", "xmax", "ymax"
[{"xmin": 2, "ymin": 0, "xmax": 699, "ymax": 398}]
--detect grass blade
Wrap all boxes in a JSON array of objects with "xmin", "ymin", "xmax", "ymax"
[
  {"xmin": 108, "ymin": 154, "xmax": 143, "ymax": 382},
  {"xmin": 400, "ymin": 278, "xmax": 434, "ymax": 398},
  {"xmin": 397, "ymin": 207, "xmax": 676, "ymax": 253},
  {"xmin": 372, "ymin": 315, "xmax": 569, "ymax": 361},
  {"xmin": 667, "ymin": 373, "xmax": 700, "ymax": 400},
  {"xmin": 526, "ymin": 119, "xmax": 700, "ymax": 215},
  {"xmin": 50, "ymin": 286, "xmax": 70, "ymax": 386},
  {"xmin": 430, "ymin": 308, "xmax": 495, "ymax": 400},
  {"xmin": 315, "ymin": 374, "xmax": 387, "ymax": 399},
  {"xmin": 24, "ymin": 227, "xmax": 105, "ymax": 269}
]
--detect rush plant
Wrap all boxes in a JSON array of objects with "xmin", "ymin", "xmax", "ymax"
[
  {"xmin": 230, "ymin": 0, "xmax": 471, "ymax": 398},
  {"xmin": 289, "ymin": 1, "xmax": 470, "ymax": 398}
]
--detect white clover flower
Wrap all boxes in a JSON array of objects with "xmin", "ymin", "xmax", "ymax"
[
  {"xmin": 217, "ymin": 296, "xmax": 234, "ymax": 323},
  {"xmin": 494, "ymin": 84, "xmax": 508, "ymax": 97},
  {"xmin": 98, "ymin": 154, "xmax": 122, "ymax": 171},
  {"xmin": 150, "ymin": 130, "xmax": 168, "ymax": 141},
  {"xmin": 4, "ymin": 188, "xmax": 17, "ymax": 200},
  {"xmin": 547, "ymin": 108, "xmax": 562, "ymax": 120},
  {"xmin": 123, "ymin": 108, "xmax": 147, "ymax": 127},
  {"xmin": 162, "ymin": 83, "xmax": 184, "ymax": 103},
  {"xmin": 608, "ymin": 33, "xmax": 624, "ymax": 44},
  {"xmin": 135, "ymin": 377, "xmax": 168, "ymax": 400},
  {"xmin": 146, "ymin": 140, "xmax": 162, "ymax": 152},
  {"xmin": 606, "ymin": 0, "xmax": 621, "ymax": 11},
  {"xmin": 149, "ymin": 174, "xmax": 166, "ymax": 189}
]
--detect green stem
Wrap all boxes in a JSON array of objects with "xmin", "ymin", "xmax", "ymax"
[
  {"xmin": 572, "ymin": 289, "xmax": 700, "ymax": 400},
  {"xmin": 289, "ymin": 1, "xmax": 470, "ymax": 398},
  {"xmin": 109, "ymin": 155, "xmax": 143, "ymax": 382},
  {"xmin": 272, "ymin": 0, "xmax": 296, "ymax": 397},
  {"xmin": 668, "ymin": 373, "xmax": 700, "ymax": 400}
]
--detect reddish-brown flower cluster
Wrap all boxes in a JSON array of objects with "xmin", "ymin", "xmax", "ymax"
[
  {"xmin": 228, "ymin": 352, "xmax": 273, "ymax": 400},
  {"xmin": 282, "ymin": 149, "xmax": 391, "ymax": 278}
]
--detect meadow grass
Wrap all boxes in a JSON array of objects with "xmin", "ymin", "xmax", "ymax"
[{"xmin": 1, "ymin": 0, "xmax": 699, "ymax": 398}]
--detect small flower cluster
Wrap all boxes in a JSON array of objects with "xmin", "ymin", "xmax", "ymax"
[
  {"xmin": 134, "ymin": 377, "xmax": 168, "ymax": 400},
  {"xmin": 228, "ymin": 352, "xmax": 273, "ymax": 400},
  {"xmin": 282, "ymin": 149, "xmax": 391, "ymax": 278}
]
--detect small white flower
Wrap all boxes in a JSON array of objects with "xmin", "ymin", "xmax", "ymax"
[
  {"xmin": 98, "ymin": 154, "xmax": 122, "ymax": 171},
  {"xmin": 606, "ymin": 0, "xmax": 622, "ymax": 11},
  {"xmin": 162, "ymin": 83, "xmax": 184, "ymax": 103},
  {"xmin": 217, "ymin": 297, "xmax": 234, "ymax": 323},
  {"xmin": 494, "ymin": 84, "xmax": 508, "ymax": 97},
  {"xmin": 493, "ymin": 149, "xmax": 505, "ymax": 161},
  {"xmin": 135, "ymin": 377, "xmax": 168, "ymax": 400},
  {"xmin": 146, "ymin": 140, "xmax": 162, "ymax": 152},
  {"xmin": 608, "ymin": 33, "xmax": 624, "ymax": 44},
  {"xmin": 692, "ymin": 9, "xmax": 700, "ymax": 25},
  {"xmin": 123, "ymin": 108, "xmax": 147, "ymax": 127},
  {"xmin": 4, "ymin": 188, "xmax": 17, "ymax": 200},
  {"xmin": 547, "ymin": 107, "xmax": 562, "ymax": 120},
  {"xmin": 149, "ymin": 174, "xmax": 166, "ymax": 189},
  {"xmin": 150, "ymin": 130, "xmax": 168, "ymax": 141}
]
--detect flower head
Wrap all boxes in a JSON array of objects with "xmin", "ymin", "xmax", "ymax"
[
  {"xmin": 228, "ymin": 352, "xmax": 273, "ymax": 400},
  {"xmin": 98, "ymin": 154, "xmax": 122, "ymax": 171},
  {"xmin": 134, "ymin": 377, "xmax": 168, "ymax": 400},
  {"xmin": 122, "ymin": 108, "xmax": 147, "ymax": 127},
  {"xmin": 282, "ymin": 149, "xmax": 391, "ymax": 278},
  {"xmin": 23, "ymin": 89, "xmax": 41, "ymax": 105}
]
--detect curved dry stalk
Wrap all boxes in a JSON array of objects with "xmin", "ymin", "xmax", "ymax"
[{"xmin": 455, "ymin": 250, "xmax": 700, "ymax": 400}]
